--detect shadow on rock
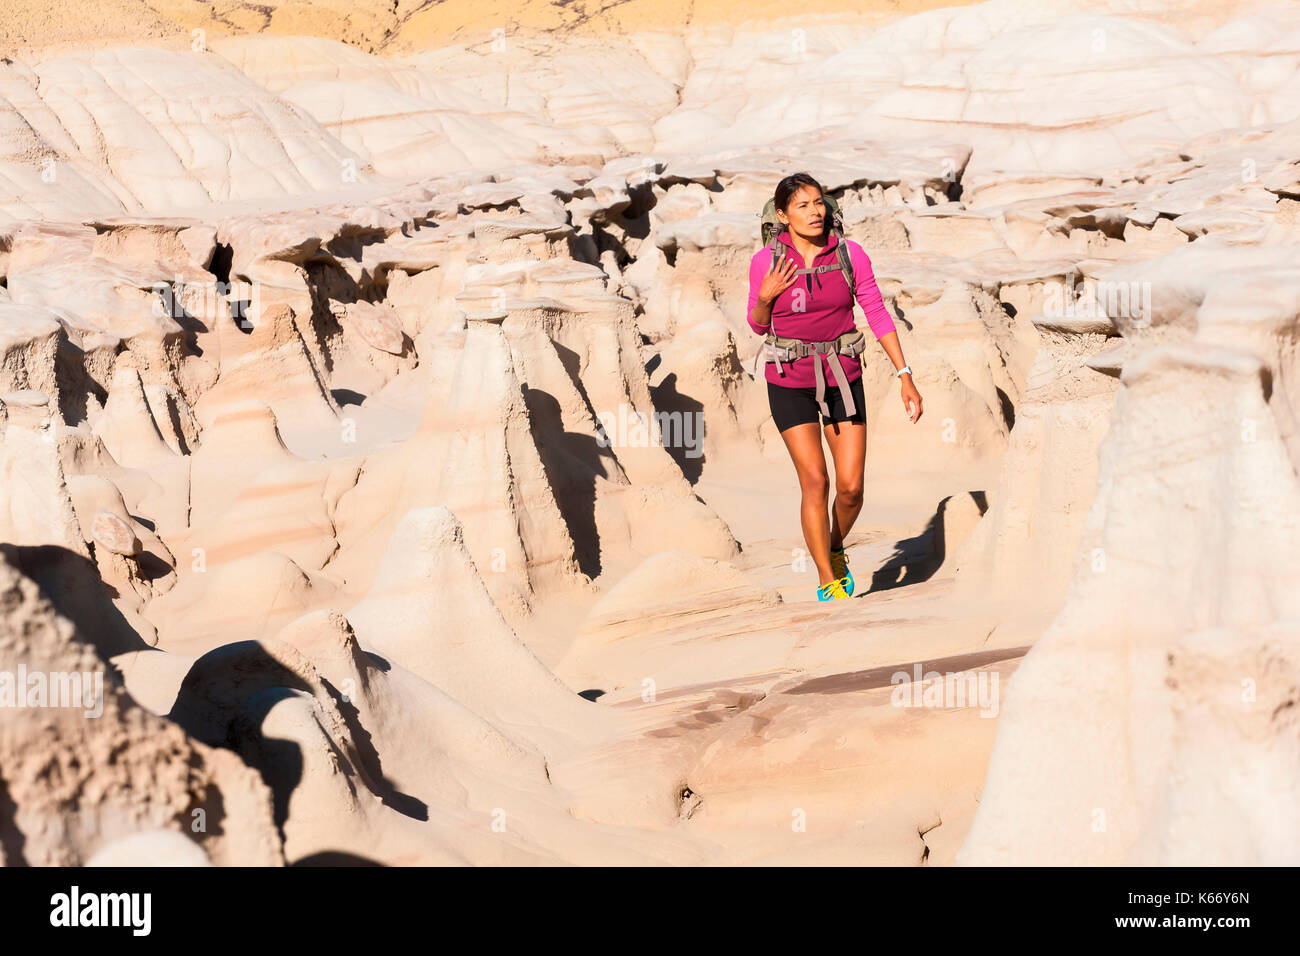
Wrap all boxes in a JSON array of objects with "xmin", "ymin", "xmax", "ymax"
[{"xmin": 867, "ymin": 491, "xmax": 989, "ymax": 594}]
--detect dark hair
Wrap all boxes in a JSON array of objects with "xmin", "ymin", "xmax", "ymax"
[
  {"xmin": 774, "ymin": 172, "xmax": 827, "ymax": 234},
  {"xmin": 775, "ymin": 172, "xmax": 824, "ymax": 212}
]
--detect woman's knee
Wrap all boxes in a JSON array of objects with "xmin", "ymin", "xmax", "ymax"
[
  {"xmin": 835, "ymin": 476, "xmax": 864, "ymax": 506},
  {"xmin": 800, "ymin": 470, "xmax": 830, "ymax": 500}
]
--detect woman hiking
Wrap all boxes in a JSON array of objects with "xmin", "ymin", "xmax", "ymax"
[{"xmin": 747, "ymin": 172, "xmax": 923, "ymax": 601}]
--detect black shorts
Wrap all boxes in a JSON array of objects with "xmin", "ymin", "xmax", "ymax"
[{"xmin": 768, "ymin": 377, "xmax": 866, "ymax": 432}]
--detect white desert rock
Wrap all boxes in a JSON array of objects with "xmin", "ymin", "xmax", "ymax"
[
  {"xmin": 146, "ymin": 550, "xmax": 340, "ymax": 658},
  {"xmin": 88, "ymin": 510, "xmax": 139, "ymax": 556},
  {"xmin": 340, "ymin": 299, "xmax": 405, "ymax": 354},
  {"xmin": 1, "ymin": 0, "xmax": 1297, "ymax": 868},
  {"xmin": 0, "ymin": 552, "xmax": 282, "ymax": 866},
  {"xmin": 86, "ymin": 830, "xmax": 213, "ymax": 867},
  {"xmin": 346, "ymin": 507, "xmax": 606, "ymax": 756},
  {"xmin": 949, "ymin": 329, "xmax": 1121, "ymax": 633},
  {"xmin": 579, "ymin": 551, "xmax": 782, "ymax": 645},
  {"xmin": 960, "ymin": 342, "xmax": 1300, "ymax": 865},
  {"xmin": 0, "ymin": 304, "xmax": 61, "ymax": 397},
  {"xmin": 193, "ymin": 303, "xmax": 340, "ymax": 449},
  {"xmin": 432, "ymin": 319, "xmax": 585, "ymax": 619}
]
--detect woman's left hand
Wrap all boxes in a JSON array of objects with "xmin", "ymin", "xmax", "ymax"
[{"xmin": 900, "ymin": 375, "xmax": 923, "ymax": 423}]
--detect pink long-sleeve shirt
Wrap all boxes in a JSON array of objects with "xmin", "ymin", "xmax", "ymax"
[{"xmin": 747, "ymin": 231, "xmax": 896, "ymax": 389}]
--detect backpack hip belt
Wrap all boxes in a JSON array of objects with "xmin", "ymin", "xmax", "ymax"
[{"xmin": 754, "ymin": 328, "xmax": 867, "ymax": 418}]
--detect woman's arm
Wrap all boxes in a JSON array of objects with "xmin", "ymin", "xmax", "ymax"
[
  {"xmin": 848, "ymin": 242, "xmax": 923, "ymax": 423},
  {"xmin": 847, "ymin": 240, "xmax": 898, "ymax": 343},
  {"xmin": 876, "ymin": 330, "xmax": 909, "ymax": 373},
  {"xmin": 877, "ymin": 328, "xmax": 924, "ymax": 423}
]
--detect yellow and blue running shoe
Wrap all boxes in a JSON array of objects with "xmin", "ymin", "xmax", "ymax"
[{"xmin": 817, "ymin": 575, "xmax": 852, "ymax": 601}]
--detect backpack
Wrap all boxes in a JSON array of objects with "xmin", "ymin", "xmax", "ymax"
[{"xmin": 758, "ymin": 192, "xmax": 856, "ymax": 296}]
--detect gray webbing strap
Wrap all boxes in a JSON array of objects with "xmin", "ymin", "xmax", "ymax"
[
  {"xmin": 757, "ymin": 330, "xmax": 865, "ymax": 420},
  {"xmin": 794, "ymin": 262, "xmax": 843, "ymax": 275},
  {"xmin": 809, "ymin": 343, "xmax": 856, "ymax": 419},
  {"xmin": 812, "ymin": 350, "xmax": 830, "ymax": 417}
]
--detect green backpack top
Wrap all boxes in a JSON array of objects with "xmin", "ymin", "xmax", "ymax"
[{"xmin": 758, "ymin": 191, "xmax": 856, "ymax": 293}]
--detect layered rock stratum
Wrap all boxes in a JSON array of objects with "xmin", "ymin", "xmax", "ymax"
[{"xmin": 1, "ymin": 0, "xmax": 1298, "ymax": 865}]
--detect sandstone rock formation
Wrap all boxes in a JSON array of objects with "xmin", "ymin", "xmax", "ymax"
[{"xmin": 1, "ymin": 0, "xmax": 1297, "ymax": 866}]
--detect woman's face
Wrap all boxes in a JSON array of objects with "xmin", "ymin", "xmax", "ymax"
[{"xmin": 778, "ymin": 185, "xmax": 826, "ymax": 239}]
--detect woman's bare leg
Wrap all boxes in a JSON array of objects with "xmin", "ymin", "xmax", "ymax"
[
  {"xmin": 778, "ymin": 422, "xmax": 836, "ymax": 586},
  {"xmin": 822, "ymin": 420, "xmax": 866, "ymax": 551}
]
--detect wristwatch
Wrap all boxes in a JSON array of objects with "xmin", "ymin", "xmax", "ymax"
[{"xmin": 896, "ymin": 365, "xmax": 912, "ymax": 378}]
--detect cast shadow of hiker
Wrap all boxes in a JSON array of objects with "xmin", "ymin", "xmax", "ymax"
[{"xmin": 865, "ymin": 491, "xmax": 989, "ymax": 595}]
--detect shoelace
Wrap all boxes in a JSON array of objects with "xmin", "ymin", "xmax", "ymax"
[{"xmin": 819, "ymin": 576, "xmax": 850, "ymax": 599}]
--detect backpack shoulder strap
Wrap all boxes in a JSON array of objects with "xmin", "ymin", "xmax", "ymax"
[
  {"xmin": 822, "ymin": 194, "xmax": 857, "ymax": 293},
  {"xmin": 836, "ymin": 237, "xmax": 855, "ymax": 294},
  {"xmin": 767, "ymin": 236, "xmax": 784, "ymax": 337}
]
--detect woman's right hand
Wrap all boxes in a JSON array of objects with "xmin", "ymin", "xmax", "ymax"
[{"xmin": 758, "ymin": 256, "xmax": 798, "ymax": 304}]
